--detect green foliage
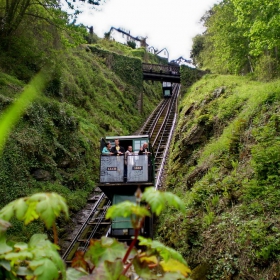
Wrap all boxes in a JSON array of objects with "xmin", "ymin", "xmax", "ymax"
[
  {"xmin": 137, "ymin": 236, "xmax": 187, "ymax": 265},
  {"xmin": 0, "ymin": 233, "xmax": 66, "ymax": 279},
  {"xmin": 254, "ymin": 55, "xmax": 279, "ymax": 81},
  {"xmin": 157, "ymin": 74, "xmax": 280, "ymax": 279},
  {"xmin": 85, "ymin": 237, "xmax": 127, "ymax": 267},
  {"xmin": 0, "ymin": 44, "xmax": 162, "ymax": 215},
  {"xmin": 0, "ymin": 71, "xmax": 48, "ymax": 154},
  {"xmin": 194, "ymin": 0, "xmax": 280, "ymax": 79},
  {"xmin": 142, "ymin": 187, "xmax": 185, "ymax": 216},
  {"xmin": 180, "ymin": 65, "xmax": 206, "ymax": 91},
  {"xmin": 0, "ymin": 188, "xmax": 190, "ymax": 279},
  {"xmin": 127, "ymin": 40, "xmax": 136, "ymax": 49},
  {"xmin": 0, "ymin": 192, "xmax": 67, "ymax": 279},
  {"xmin": 190, "ymin": 34, "xmax": 205, "ymax": 68},
  {"xmin": 106, "ymin": 202, "xmax": 151, "ymax": 219},
  {"xmin": 0, "ymin": 192, "xmax": 68, "ymax": 229}
]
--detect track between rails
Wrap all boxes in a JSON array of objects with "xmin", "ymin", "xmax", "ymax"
[{"xmin": 62, "ymin": 84, "xmax": 180, "ymax": 262}]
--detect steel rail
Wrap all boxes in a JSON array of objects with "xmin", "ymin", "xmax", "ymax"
[
  {"xmin": 151, "ymin": 94, "xmax": 174, "ymax": 147},
  {"xmin": 138, "ymin": 99, "xmax": 165, "ymax": 134},
  {"xmin": 62, "ymin": 193, "xmax": 106, "ymax": 260},
  {"xmin": 140, "ymin": 99, "xmax": 170, "ymax": 137},
  {"xmin": 81, "ymin": 199, "xmax": 111, "ymax": 251},
  {"xmin": 155, "ymin": 85, "xmax": 180, "ymax": 189}
]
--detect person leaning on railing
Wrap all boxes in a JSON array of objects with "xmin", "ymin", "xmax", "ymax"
[
  {"xmin": 111, "ymin": 139, "xmax": 125, "ymax": 156},
  {"xmin": 102, "ymin": 142, "xmax": 113, "ymax": 155},
  {"xmin": 138, "ymin": 142, "xmax": 150, "ymax": 155}
]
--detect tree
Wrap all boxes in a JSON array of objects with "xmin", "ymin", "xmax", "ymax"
[
  {"xmin": 232, "ymin": 0, "xmax": 280, "ymax": 57},
  {"xmin": 190, "ymin": 34, "xmax": 205, "ymax": 67},
  {"xmin": 196, "ymin": 0, "xmax": 251, "ymax": 74},
  {"xmin": 0, "ymin": 0, "xmax": 105, "ymax": 48},
  {"xmin": 127, "ymin": 40, "xmax": 136, "ymax": 49}
]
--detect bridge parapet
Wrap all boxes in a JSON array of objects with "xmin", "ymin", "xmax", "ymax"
[
  {"xmin": 142, "ymin": 63, "xmax": 180, "ymax": 83},
  {"xmin": 142, "ymin": 63, "xmax": 180, "ymax": 75}
]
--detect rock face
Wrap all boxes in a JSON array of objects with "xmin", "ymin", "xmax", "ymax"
[{"xmin": 32, "ymin": 169, "xmax": 51, "ymax": 181}]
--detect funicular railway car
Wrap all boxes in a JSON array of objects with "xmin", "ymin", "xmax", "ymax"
[
  {"xmin": 162, "ymin": 81, "xmax": 172, "ymax": 98},
  {"xmin": 98, "ymin": 135, "xmax": 154, "ymax": 240}
]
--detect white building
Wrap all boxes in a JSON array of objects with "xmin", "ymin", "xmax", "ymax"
[
  {"xmin": 108, "ymin": 27, "xmax": 147, "ymax": 49},
  {"xmin": 148, "ymin": 46, "xmax": 156, "ymax": 54},
  {"xmin": 156, "ymin": 48, "xmax": 169, "ymax": 60}
]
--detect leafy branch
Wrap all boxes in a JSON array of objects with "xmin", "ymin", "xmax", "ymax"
[{"xmin": 69, "ymin": 187, "xmax": 191, "ymax": 279}]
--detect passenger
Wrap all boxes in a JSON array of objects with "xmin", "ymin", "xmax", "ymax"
[
  {"xmin": 138, "ymin": 142, "xmax": 150, "ymax": 155},
  {"xmin": 102, "ymin": 142, "xmax": 113, "ymax": 155},
  {"xmin": 125, "ymin": 146, "xmax": 134, "ymax": 157},
  {"xmin": 125, "ymin": 146, "xmax": 134, "ymax": 164},
  {"xmin": 124, "ymin": 146, "xmax": 134, "ymax": 179},
  {"xmin": 111, "ymin": 139, "xmax": 125, "ymax": 156}
]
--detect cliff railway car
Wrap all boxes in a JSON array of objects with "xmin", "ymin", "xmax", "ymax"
[{"xmin": 98, "ymin": 135, "xmax": 154, "ymax": 240}]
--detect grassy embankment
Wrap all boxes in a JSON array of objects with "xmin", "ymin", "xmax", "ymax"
[
  {"xmin": 157, "ymin": 74, "xmax": 280, "ymax": 279},
  {"xmin": 0, "ymin": 40, "xmax": 163, "ymax": 240}
]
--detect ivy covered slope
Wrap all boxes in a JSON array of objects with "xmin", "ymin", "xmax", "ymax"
[
  {"xmin": 157, "ymin": 74, "xmax": 280, "ymax": 279},
  {"xmin": 0, "ymin": 42, "xmax": 162, "ymax": 215}
]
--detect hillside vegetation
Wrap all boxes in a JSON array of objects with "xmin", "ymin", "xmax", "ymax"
[
  {"xmin": 156, "ymin": 74, "xmax": 280, "ymax": 279},
  {"xmin": 0, "ymin": 39, "xmax": 163, "ymax": 239}
]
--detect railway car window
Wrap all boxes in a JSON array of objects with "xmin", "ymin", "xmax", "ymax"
[
  {"xmin": 112, "ymin": 195, "xmax": 136, "ymax": 229},
  {"xmin": 164, "ymin": 89, "xmax": 171, "ymax": 96},
  {"xmin": 134, "ymin": 140, "xmax": 149, "ymax": 153}
]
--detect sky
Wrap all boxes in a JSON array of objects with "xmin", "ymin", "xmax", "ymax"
[{"xmin": 75, "ymin": 0, "xmax": 221, "ymax": 61}]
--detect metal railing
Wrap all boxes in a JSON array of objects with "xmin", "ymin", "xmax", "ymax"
[{"xmin": 142, "ymin": 63, "xmax": 180, "ymax": 75}]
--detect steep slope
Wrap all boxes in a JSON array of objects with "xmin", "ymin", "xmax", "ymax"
[
  {"xmin": 157, "ymin": 74, "xmax": 280, "ymax": 279},
  {"xmin": 0, "ymin": 43, "xmax": 162, "ymax": 239}
]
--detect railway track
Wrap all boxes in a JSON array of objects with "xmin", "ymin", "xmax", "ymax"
[
  {"xmin": 61, "ymin": 84, "xmax": 180, "ymax": 262},
  {"xmin": 62, "ymin": 192, "xmax": 111, "ymax": 263},
  {"xmin": 140, "ymin": 84, "xmax": 180, "ymax": 188}
]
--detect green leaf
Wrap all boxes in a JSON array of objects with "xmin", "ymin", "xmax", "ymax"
[
  {"xmin": 138, "ymin": 236, "xmax": 187, "ymax": 265},
  {"xmin": 0, "ymin": 218, "xmax": 11, "ymax": 233},
  {"xmin": 16, "ymin": 266, "xmax": 34, "ymax": 276},
  {"xmin": 14, "ymin": 242, "xmax": 28, "ymax": 251},
  {"xmin": 14, "ymin": 198, "xmax": 28, "ymax": 220},
  {"xmin": 142, "ymin": 188, "xmax": 185, "ymax": 216},
  {"xmin": 160, "ymin": 259, "xmax": 191, "ymax": 277},
  {"xmin": 23, "ymin": 200, "xmax": 39, "ymax": 225},
  {"xmin": 159, "ymin": 272, "xmax": 189, "ymax": 279},
  {"xmin": 92, "ymin": 260, "xmax": 123, "ymax": 280},
  {"xmin": 27, "ymin": 238, "xmax": 65, "ymax": 279},
  {"xmin": 31, "ymin": 193, "xmax": 68, "ymax": 228},
  {"xmin": 133, "ymin": 257, "xmax": 157, "ymax": 280},
  {"xmin": 0, "ymin": 235, "xmax": 12, "ymax": 254},
  {"xmin": 66, "ymin": 267, "xmax": 88, "ymax": 280},
  {"xmin": 28, "ymin": 234, "xmax": 62, "ymax": 266},
  {"xmin": 4, "ymin": 251, "xmax": 33, "ymax": 261},
  {"xmin": 163, "ymin": 192, "xmax": 186, "ymax": 213},
  {"xmin": 29, "ymin": 234, "xmax": 48, "ymax": 247},
  {"xmin": 106, "ymin": 201, "xmax": 150, "ymax": 220},
  {"xmin": 85, "ymin": 237, "xmax": 126, "ymax": 267},
  {"xmin": 0, "ymin": 260, "xmax": 11, "ymax": 271},
  {"xmin": 0, "ymin": 203, "xmax": 15, "ymax": 221},
  {"xmin": 118, "ymin": 276, "xmax": 130, "ymax": 280},
  {"xmin": 0, "ymin": 71, "xmax": 48, "ymax": 154},
  {"xmin": 30, "ymin": 258, "xmax": 59, "ymax": 280}
]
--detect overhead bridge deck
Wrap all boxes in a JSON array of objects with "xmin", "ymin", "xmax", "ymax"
[{"xmin": 142, "ymin": 63, "xmax": 180, "ymax": 83}]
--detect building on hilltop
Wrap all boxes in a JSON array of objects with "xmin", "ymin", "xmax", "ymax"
[
  {"xmin": 147, "ymin": 46, "xmax": 156, "ymax": 54},
  {"xmin": 108, "ymin": 27, "xmax": 147, "ymax": 49},
  {"xmin": 107, "ymin": 27, "xmax": 169, "ymax": 62},
  {"xmin": 156, "ymin": 48, "xmax": 169, "ymax": 61},
  {"xmin": 170, "ymin": 56, "xmax": 193, "ymax": 67}
]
